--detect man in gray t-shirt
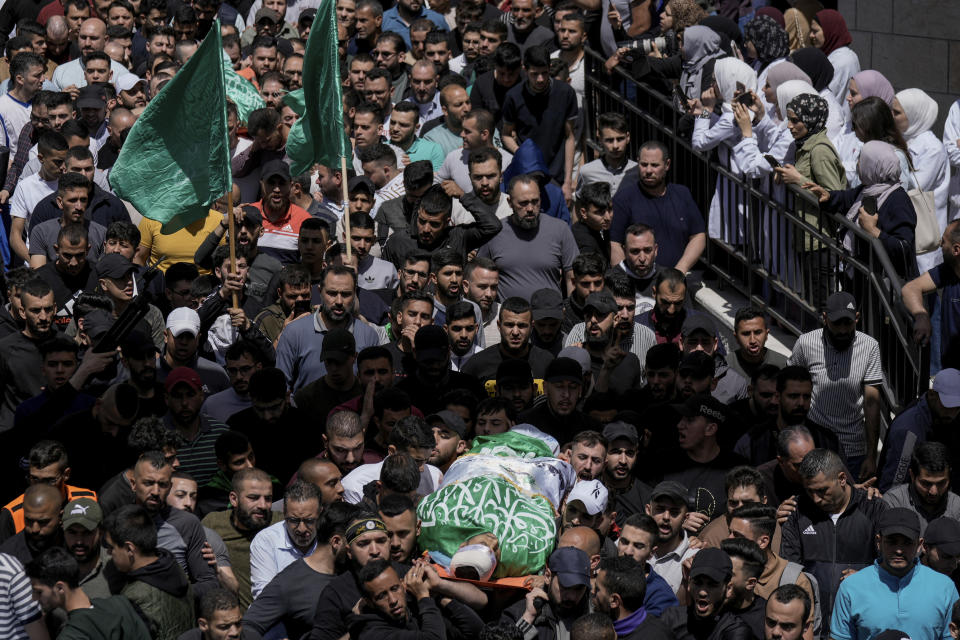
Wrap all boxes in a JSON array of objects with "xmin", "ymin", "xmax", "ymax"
[
  {"xmin": 477, "ymin": 175, "xmax": 579, "ymax": 301},
  {"xmin": 30, "ymin": 218, "xmax": 106, "ymax": 264}
]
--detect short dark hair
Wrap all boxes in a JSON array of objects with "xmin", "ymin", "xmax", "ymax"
[
  {"xmin": 378, "ymin": 492, "xmax": 416, "ymax": 518},
  {"xmin": 419, "ymin": 184, "xmax": 452, "ymax": 217},
  {"xmin": 25, "ymin": 547, "xmax": 80, "ymax": 589},
  {"xmin": 403, "ymin": 160, "xmax": 434, "ymax": 191},
  {"xmin": 621, "ymin": 513, "xmax": 659, "ymax": 539},
  {"xmin": 380, "ymin": 453, "xmax": 420, "ymax": 493},
  {"xmin": 477, "ymin": 396, "xmax": 516, "ymax": 420},
  {"xmin": 103, "ymin": 504, "xmax": 158, "ymax": 554},
  {"xmin": 654, "ymin": 267, "xmax": 685, "ymax": 293},
  {"xmin": 597, "ymin": 555, "xmax": 646, "ymax": 611},
  {"xmin": 576, "ymin": 182, "xmax": 611, "ymax": 212},
  {"xmin": 214, "ymin": 431, "xmax": 250, "ymax": 464},
  {"xmin": 522, "ymin": 44, "xmax": 550, "ymax": 68},
  {"xmin": 911, "ymin": 441, "xmax": 951, "ymax": 476},
  {"xmin": 247, "ymin": 107, "xmax": 281, "ymax": 136},
  {"xmin": 284, "ymin": 479, "xmax": 321, "ymax": 507},
  {"xmin": 724, "ymin": 465, "xmax": 767, "ymax": 500},
  {"xmin": 38, "ymin": 336, "xmax": 79, "ymax": 360},
  {"xmin": 28, "ymin": 439, "xmax": 69, "ymax": 471},
  {"xmin": 776, "ymin": 365, "xmax": 812, "ymax": 392},
  {"xmin": 572, "ymin": 253, "xmax": 605, "ymax": 278},
  {"xmin": 570, "ymin": 613, "xmax": 615, "ymax": 640},
  {"xmin": 481, "ymin": 623, "xmax": 525, "ymax": 640},
  {"xmin": 493, "ymin": 41, "xmax": 520, "ymax": 68},
  {"xmin": 597, "ymin": 112, "xmax": 629, "ymax": 134},
  {"xmin": 729, "ymin": 503, "xmax": 777, "ymax": 540},
  {"xmin": 200, "ymin": 588, "xmax": 240, "ymax": 621},
  {"xmin": 445, "ymin": 300, "xmax": 475, "ymax": 324},
  {"xmin": 500, "ymin": 296, "xmax": 531, "ymax": 317},
  {"xmin": 357, "ymin": 346, "xmax": 392, "ymax": 367},
  {"xmin": 248, "ymin": 367, "xmax": 287, "ymax": 403},
  {"xmin": 358, "ymin": 558, "xmax": 394, "ymax": 594},
  {"xmin": 38, "ymin": 130, "xmax": 69, "ymax": 156},
  {"xmin": 721, "ymin": 537, "xmax": 765, "ymax": 579},
  {"xmin": 468, "ymin": 147, "xmax": 501, "ymax": 171},
  {"xmin": 389, "ymin": 415, "xmax": 435, "ymax": 449},
  {"xmin": 373, "ymin": 388, "xmax": 412, "ymax": 420},
  {"xmin": 771, "ymin": 584, "xmax": 811, "ymax": 626},
  {"xmin": 639, "ymin": 139, "xmax": 670, "ymax": 162},
  {"xmin": 357, "ymin": 142, "xmax": 397, "ymax": 167},
  {"xmin": 734, "ymin": 306, "xmax": 766, "ymax": 331},
  {"xmin": 105, "ymin": 221, "xmax": 141, "ymax": 246},
  {"xmin": 751, "ymin": 363, "xmax": 781, "ymax": 386},
  {"xmin": 277, "ymin": 263, "xmax": 311, "ymax": 290}
]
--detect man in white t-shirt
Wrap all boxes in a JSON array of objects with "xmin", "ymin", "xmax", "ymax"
[
  {"xmin": 341, "ymin": 415, "xmax": 443, "ymax": 503},
  {"xmin": 8, "ymin": 130, "xmax": 68, "ymax": 264},
  {"xmin": 0, "ymin": 51, "xmax": 45, "ymax": 156}
]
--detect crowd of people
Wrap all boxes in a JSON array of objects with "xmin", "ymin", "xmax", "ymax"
[{"xmin": 0, "ymin": 0, "xmax": 956, "ymax": 639}]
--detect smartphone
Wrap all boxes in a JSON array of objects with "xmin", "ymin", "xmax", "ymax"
[
  {"xmin": 673, "ymin": 84, "xmax": 690, "ymax": 112},
  {"xmin": 735, "ymin": 91, "xmax": 755, "ymax": 107},
  {"xmin": 763, "ymin": 154, "xmax": 781, "ymax": 169},
  {"xmin": 293, "ymin": 298, "xmax": 312, "ymax": 316},
  {"xmin": 862, "ymin": 195, "xmax": 878, "ymax": 215}
]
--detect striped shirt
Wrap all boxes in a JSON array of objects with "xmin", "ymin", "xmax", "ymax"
[
  {"xmin": 0, "ymin": 553, "xmax": 42, "ymax": 640},
  {"xmin": 164, "ymin": 414, "xmax": 229, "ymax": 486},
  {"xmin": 252, "ymin": 201, "xmax": 312, "ymax": 264},
  {"xmin": 788, "ymin": 329, "xmax": 884, "ymax": 457}
]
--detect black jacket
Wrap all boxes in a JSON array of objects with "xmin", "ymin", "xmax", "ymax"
[
  {"xmin": 518, "ymin": 401, "xmax": 602, "ymax": 449},
  {"xmin": 309, "ymin": 563, "xmax": 410, "ymax": 640},
  {"xmin": 780, "ymin": 486, "xmax": 886, "ymax": 627},
  {"xmin": 500, "ymin": 594, "xmax": 589, "ymax": 640},
  {"xmin": 348, "ymin": 595, "xmax": 482, "ymax": 640},
  {"xmin": 660, "ymin": 605, "xmax": 754, "ymax": 640},
  {"xmin": 618, "ymin": 613, "xmax": 673, "ymax": 640}
]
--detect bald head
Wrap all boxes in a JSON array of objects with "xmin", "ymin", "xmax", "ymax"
[
  {"xmin": 78, "ymin": 18, "xmax": 107, "ymax": 54},
  {"xmin": 558, "ymin": 525, "xmax": 601, "ymax": 558},
  {"xmin": 298, "ymin": 458, "xmax": 337, "ymax": 484},
  {"xmin": 411, "ymin": 59, "xmax": 436, "ymax": 77},
  {"xmin": 47, "ymin": 15, "xmax": 69, "ymax": 39},
  {"xmin": 24, "ymin": 483, "xmax": 62, "ymax": 509},
  {"xmin": 298, "ymin": 458, "xmax": 343, "ymax": 505}
]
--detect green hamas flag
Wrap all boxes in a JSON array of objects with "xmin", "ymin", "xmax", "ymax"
[
  {"xmin": 286, "ymin": 0, "xmax": 349, "ymax": 175},
  {"xmin": 222, "ymin": 50, "xmax": 265, "ymax": 123},
  {"xmin": 110, "ymin": 23, "xmax": 231, "ymax": 233}
]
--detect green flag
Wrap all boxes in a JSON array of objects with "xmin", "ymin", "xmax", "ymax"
[
  {"xmin": 222, "ymin": 50, "xmax": 265, "ymax": 123},
  {"xmin": 287, "ymin": 0, "xmax": 349, "ymax": 175},
  {"xmin": 110, "ymin": 23, "xmax": 231, "ymax": 233}
]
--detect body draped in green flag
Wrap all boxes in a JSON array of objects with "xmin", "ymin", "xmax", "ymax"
[{"xmin": 109, "ymin": 22, "xmax": 232, "ymax": 233}]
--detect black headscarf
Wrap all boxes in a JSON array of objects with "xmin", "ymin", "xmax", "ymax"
[
  {"xmin": 789, "ymin": 47, "xmax": 835, "ymax": 93},
  {"xmin": 699, "ymin": 15, "xmax": 742, "ymax": 56}
]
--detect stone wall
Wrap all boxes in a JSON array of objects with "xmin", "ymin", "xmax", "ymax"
[{"xmin": 839, "ymin": 0, "xmax": 957, "ymax": 133}]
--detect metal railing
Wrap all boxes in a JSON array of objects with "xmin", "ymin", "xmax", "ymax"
[{"xmin": 582, "ymin": 48, "xmax": 929, "ymax": 415}]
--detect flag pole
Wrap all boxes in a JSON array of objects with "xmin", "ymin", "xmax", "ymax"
[
  {"xmin": 340, "ymin": 155, "xmax": 352, "ymax": 261},
  {"xmin": 226, "ymin": 187, "xmax": 239, "ymax": 308}
]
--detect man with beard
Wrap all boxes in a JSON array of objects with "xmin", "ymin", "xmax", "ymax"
[
  {"xmin": 577, "ymin": 289, "xmax": 645, "ymax": 396},
  {"xmin": 381, "ymin": 0, "xmax": 445, "ymax": 47},
  {"xmin": 128, "ymin": 450, "xmax": 218, "ymax": 600},
  {"xmin": 530, "ymin": 289, "xmax": 565, "ymax": 355},
  {"xmin": 615, "ymin": 514, "xmax": 678, "ymax": 616},
  {"xmin": 423, "ymin": 81, "xmax": 473, "ymax": 157},
  {"xmin": 426, "ymin": 410, "xmax": 468, "ymax": 473},
  {"xmin": 602, "ymin": 421, "xmax": 652, "ymax": 525},
  {"xmin": 613, "ymin": 225, "xmax": 659, "ymax": 314},
  {"xmin": 424, "ymin": 251, "xmax": 460, "ymax": 324},
  {"xmin": 645, "ymin": 481, "xmax": 697, "ymax": 596},
  {"xmin": 277, "ymin": 265, "xmax": 381, "ymax": 391},
  {"xmin": 680, "ymin": 315, "xmax": 747, "ymax": 406},
  {"xmin": 501, "ymin": 547, "xmax": 591, "ymax": 637},
  {"xmin": 879, "ymin": 368, "xmax": 960, "ymax": 491},
  {"xmin": 159, "ymin": 307, "xmax": 231, "ymax": 396},
  {"xmin": 610, "ymin": 141, "xmax": 706, "ymax": 273},
  {"xmin": 249, "ymin": 160, "xmax": 311, "ymax": 264},
  {"xmin": 0, "ymin": 485, "xmax": 63, "ymax": 565},
  {"xmin": 119, "ymin": 331, "xmax": 166, "ymax": 419},
  {"xmin": 253, "ymin": 264, "xmax": 312, "ymax": 344},
  {"xmin": 637, "ymin": 269, "xmax": 699, "ymax": 346},
  {"xmin": 561, "ymin": 253, "xmax": 604, "ymax": 334},
  {"xmin": 560, "ymin": 479, "xmax": 608, "ymax": 534},
  {"xmin": 883, "ymin": 442, "xmax": 960, "ymax": 532},
  {"xmin": 734, "ymin": 366, "xmax": 842, "ymax": 467},
  {"xmin": 727, "ymin": 365, "xmax": 780, "ymax": 443},
  {"xmin": 902, "ymin": 219, "xmax": 960, "ymax": 364},
  {"xmin": 295, "ymin": 330, "xmax": 362, "ymax": 429},
  {"xmin": 660, "ymin": 548, "xmax": 753, "ymax": 640},
  {"xmin": 250, "ymin": 481, "xmax": 322, "ymax": 599},
  {"xmin": 391, "ymin": 87, "xmax": 443, "ymax": 168},
  {"xmin": 571, "ymin": 184, "xmax": 612, "ymax": 265},
  {"xmin": 163, "ymin": 367, "xmax": 229, "ymax": 486},
  {"xmin": 0, "ymin": 279, "xmax": 57, "ymax": 432},
  {"xmin": 563, "ymin": 431, "xmax": 607, "ymax": 481},
  {"xmin": 446, "ymin": 301, "xmax": 481, "ymax": 371},
  {"xmin": 202, "ymin": 467, "xmax": 281, "ymax": 609},
  {"xmin": 61, "ymin": 497, "xmax": 111, "ymax": 598},
  {"xmin": 383, "ymin": 184, "xmax": 501, "ymax": 267},
  {"xmin": 378, "ymin": 494, "xmax": 420, "ymax": 564},
  {"xmin": 479, "ymin": 175, "xmax": 578, "ymax": 300},
  {"xmin": 395, "ymin": 325, "xmax": 485, "ymax": 414},
  {"xmin": 462, "ymin": 256, "xmax": 500, "ymax": 348},
  {"xmin": 243, "ymin": 504, "xmax": 354, "ymax": 640},
  {"xmin": 519, "ymin": 357, "xmax": 601, "ymax": 446},
  {"xmin": 202, "ymin": 340, "xmax": 265, "ymax": 424},
  {"xmin": 592, "ymin": 555, "xmax": 672, "ymax": 640},
  {"xmin": 439, "ymin": 113, "xmax": 513, "ymax": 199},
  {"xmin": 462, "ymin": 297, "xmax": 553, "ymax": 382},
  {"xmin": 231, "ymin": 367, "xmax": 317, "ymax": 483},
  {"xmin": 728, "ymin": 308, "xmax": 788, "ymax": 381},
  {"xmin": 788, "ymin": 292, "xmax": 883, "ymax": 481},
  {"xmin": 719, "ymin": 538, "xmax": 767, "ymax": 639}
]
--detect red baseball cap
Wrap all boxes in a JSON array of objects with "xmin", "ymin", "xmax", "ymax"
[{"xmin": 165, "ymin": 367, "xmax": 202, "ymax": 393}]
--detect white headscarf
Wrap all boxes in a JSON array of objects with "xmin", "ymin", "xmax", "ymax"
[
  {"xmin": 713, "ymin": 57, "xmax": 758, "ymax": 113},
  {"xmin": 895, "ymin": 88, "xmax": 939, "ymax": 140},
  {"xmin": 776, "ymin": 79, "xmax": 818, "ymax": 122}
]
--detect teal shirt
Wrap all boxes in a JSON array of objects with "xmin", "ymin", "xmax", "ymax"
[
  {"xmin": 423, "ymin": 124, "xmax": 463, "ymax": 157},
  {"xmin": 406, "ymin": 137, "xmax": 446, "ymax": 172}
]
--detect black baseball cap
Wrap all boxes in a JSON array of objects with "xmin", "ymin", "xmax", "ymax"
[
  {"xmin": 678, "ymin": 351, "xmax": 715, "ymax": 378},
  {"xmin": 319, "ymin": 328, "xmax": 356, "ymax": 363},
  {"xmin": 545, "ymin": 357, "xmax": 583, "ymax": 384},
  {"xmin": 348, "ymin": 175, "xmax": 375, "ymax": 195},
  {"xmin": 650, "ymin": 480, "xmax": 688, "ymax": 505},
  {"xmin": 120, "ymin": 328, "xmax": 159, "ymax": 358},
  {"xmin": 681, "ymin": 314, "xmax": 716, "ymax": 337},
  {"xmin": 646, "ymin": 342, "xmax": 681, "ymax": 370},
  {"xmin": 240, "ymin": 205, "xmax": 263, "ymax": 227},
  {"xmin": 877, "ymin": 508, "xmax": 920, "ymax": 540},
  {"xmin": 872, "ymin": 631, "xmax": 911, "ymax": 640},
  {"xmin": 530, "ymin": 288, "xmax": 563, "ymax": 321},
  {"xmin": 672, "ymin": 393, "xmax": 727, "ymax": 425},
  {"xmin": 584, "ymin": 290, "xmax": 617, "ymax": 316},
  {"xmin": 260, "ymin": 159, "xmax": 291, "ymax": 181},
  {"xmin": 923, "ymin": 517, "xmax": 960, "ymax": 555},
  {"xmin": 77, "ymin": 83, "xmax": 107, "ymax": 109},
  {"xmin": 427, "ymin": 410, "xmax": 468, "ymax": 438},
  {"xmin": 497, "ymin": 359, "xmax": 533, "ymax": 385},
  {"xmin": 298, "ymin": 7, "xmax": 316, "ymax": 23},
  {"xmin": 81, "ymin": 309, "xmax": 114, "ymax": 340},
  {"xmin": 825, "ymin": 291, "xmax": 857, "ymax": 322},
  {"xmin": 414, "ymin": 325, "xmax": 449, "ymax": 362},
  {"xmin": 96, "ymin": 253, "xmax": 137, "ymax": 279},
  {"xmin": 602, "ymin": 421, "xmax": 638, "ymax": 446},
  {"xmin": 689, "ymin": 548, "xmax": 732, "ymax": 583},
  {"xmin": 547, "ymin": 547, "xmax": 590, "ymax": 588}
]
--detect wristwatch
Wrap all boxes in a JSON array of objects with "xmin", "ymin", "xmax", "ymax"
[{"xmin": 698, "ymin": 110, "xmax": 711, "ymax": 119}]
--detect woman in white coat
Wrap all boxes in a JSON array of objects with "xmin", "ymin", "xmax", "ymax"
[
  {"xmin": 690, "ymin": 57, "xmax": 757, "ymax": 244},
  {"xmin": 892, "ymin": 89, "xmax": 949, "ymax": 274},
  {"xmin": 835, "ymin": 70, "xmax": 896, "ymax": 187},
  {"xmin": 943, "ymin": 100, "xmax": 960, "ymax": 221},
  {"xmin": 808, "ymin": 9, "xmax": 859, "ymax": 105}
]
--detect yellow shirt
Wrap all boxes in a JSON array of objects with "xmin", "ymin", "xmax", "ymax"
[{"xmin": 138, "ymin": 209, "xmax": 221, "ymax": 274}]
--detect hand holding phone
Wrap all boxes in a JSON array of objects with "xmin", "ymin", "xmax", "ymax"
[
  {"xmin": 763, "ymin": 154, "xmax": 781, "ymax": 169},
  {"xmin": 862, "ymin": 195, "xmax": 878, "ymax": 215}
]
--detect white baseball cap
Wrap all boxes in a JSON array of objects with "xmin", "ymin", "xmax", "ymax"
[
  {"xmin": 566, "ymin": 479, "xmax": 608, "ymax": 515},
  {"xmin": 166, "ymin": 307, "xmax": 201, "ymax": 337},
  {"xmin": 933, "ymin": 369, "xmax": 960, "ymax": 408},
  {"xmin": 116, "ymin": 73, "xmax": 146, "ymax": 93}
]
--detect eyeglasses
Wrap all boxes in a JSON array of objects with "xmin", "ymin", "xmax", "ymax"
[{"xmin": 285, "ymin": 517, "xmax": 317, "ymax": 527}]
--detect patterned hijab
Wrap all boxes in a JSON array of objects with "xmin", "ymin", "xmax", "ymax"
[
  {"xmin": 786, "ymin": 93, "xmax": 829, "ymax": 147},
  {"xmin": 776, "ymin": 80, "xmax": 818, "ymax": 124},
  {"xmin": 814, "ymin": 9, "xmax": 852, "ymax": 55},
  {"xmin": 744, "ymin": 15, "xmax": 789, "ymax": 70}
]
